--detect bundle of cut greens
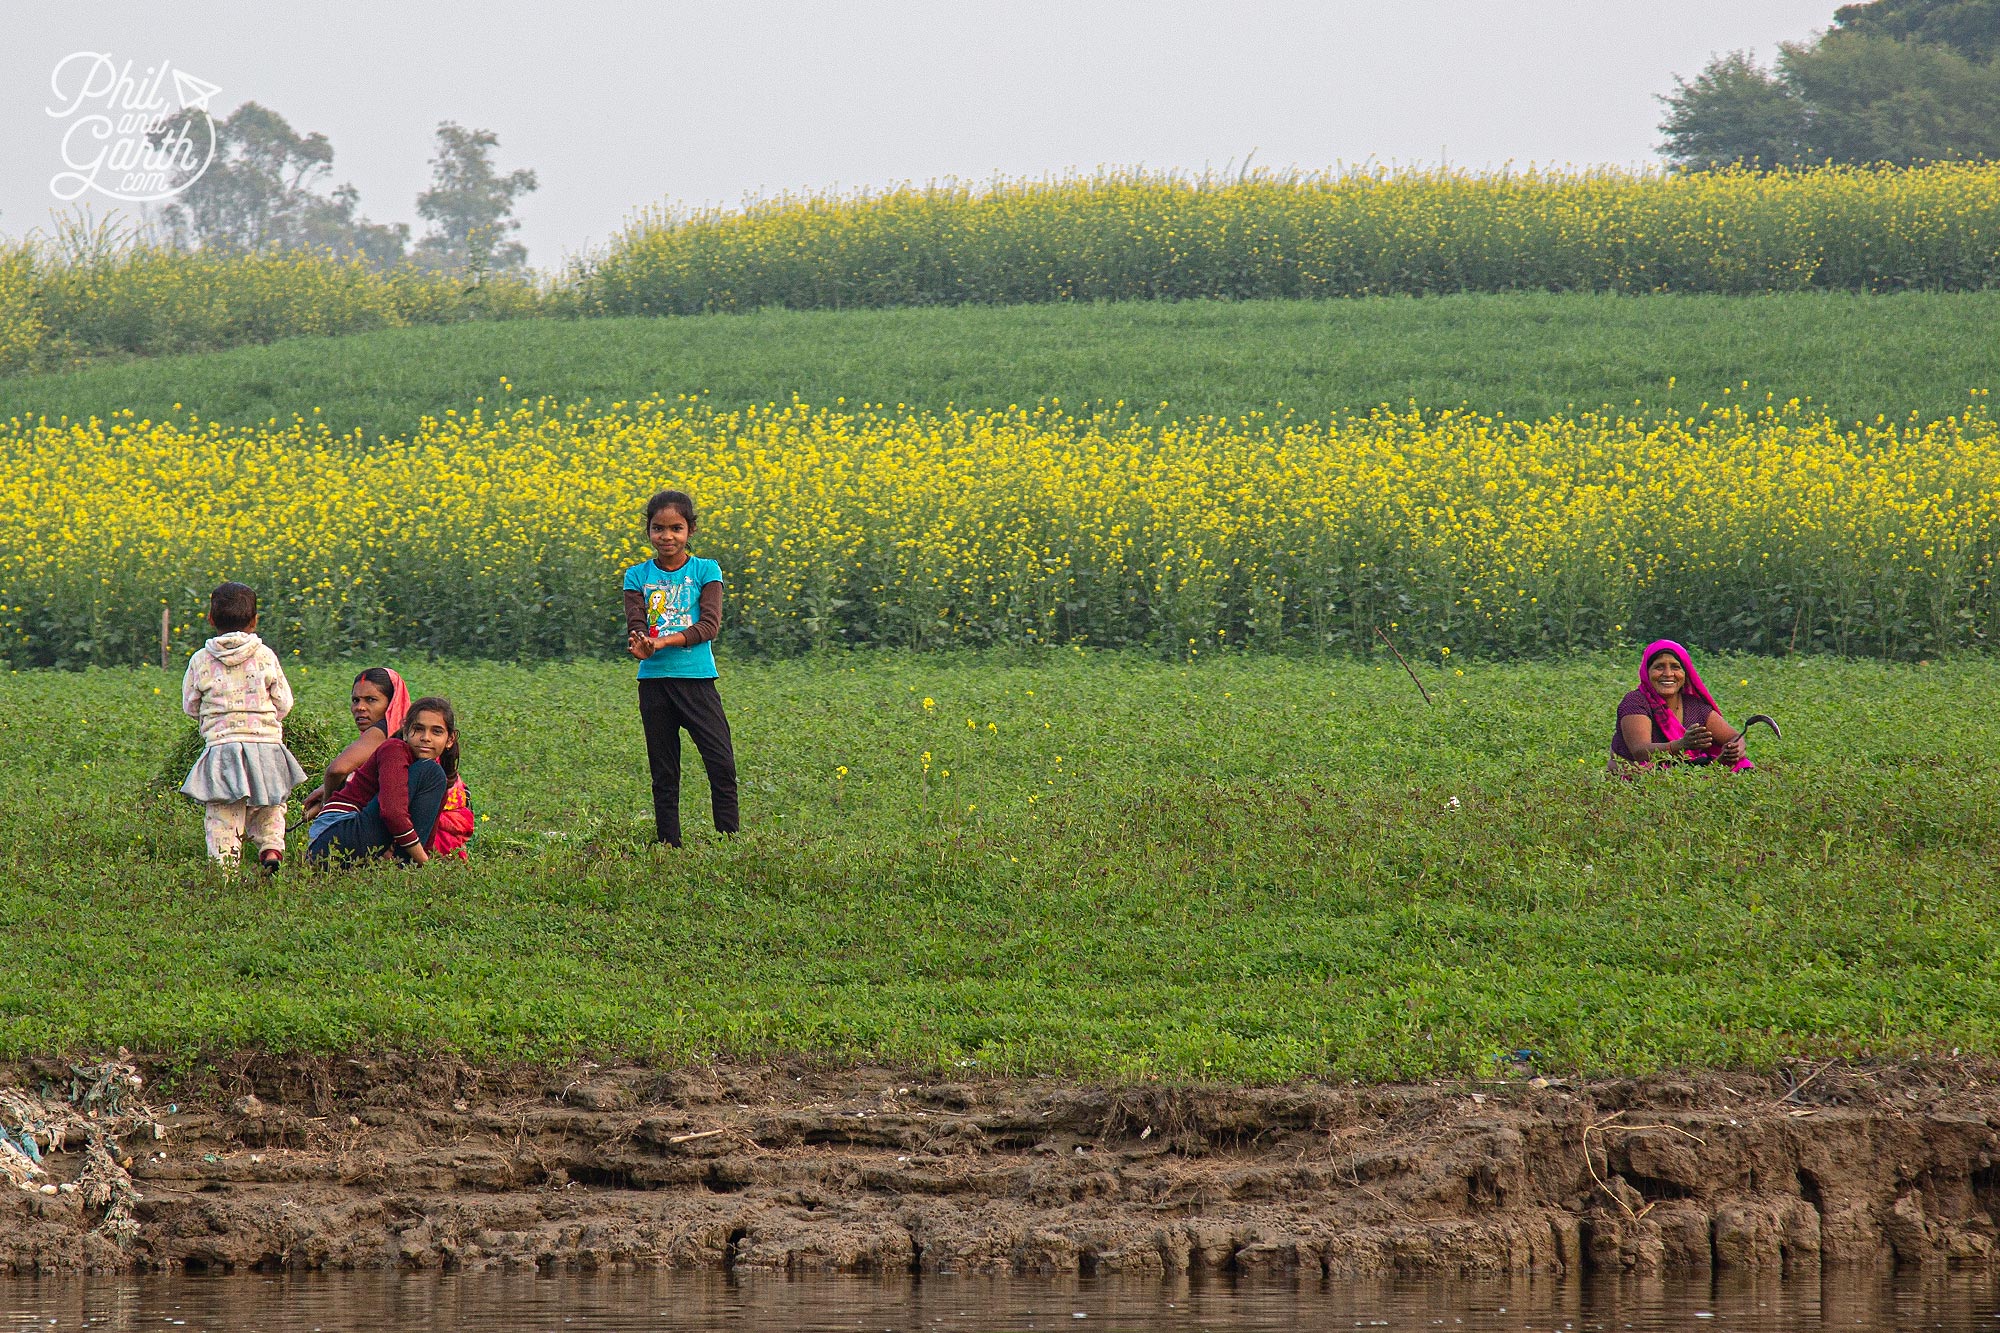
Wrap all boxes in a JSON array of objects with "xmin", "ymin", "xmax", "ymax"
[{"xmin": 152, "ymin": 710, "xmax": 344, "ymax": 797}]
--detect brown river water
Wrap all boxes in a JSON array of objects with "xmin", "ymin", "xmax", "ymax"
[{"xmin": 3, "ymin": 1271, "xmax": 1998, "ymax": 1332}]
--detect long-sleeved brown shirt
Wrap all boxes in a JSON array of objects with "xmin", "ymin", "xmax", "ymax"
[
  {"xmin": 322, "ymin": 738, "xmax": 427, "ymax": 849},
  {"xmin": 624, "ymin": 581, "xmax": 722, "ymax": 646}
]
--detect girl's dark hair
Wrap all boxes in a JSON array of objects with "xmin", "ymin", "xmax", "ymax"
[
  {"xmin": 644, "ymin": 489, "xmax": 697, "ymax": 531},
  {"xmin": 354, "ymin": 667, "xmax": 396, "ymax": 697},
  {"xmin": 405, "ymin": 695, "xmax": 461, "ymax": 780},
  {"xmin": 209, "ymin": 581, "xmax": 258, "ymax": 632}
]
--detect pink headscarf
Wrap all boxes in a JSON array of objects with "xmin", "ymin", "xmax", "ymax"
[
  {"xmin": 1639, "ymin": 640, "xmax": 1754, "ymax": 772},
  {"xmin": 359, "ymin": 667, "xmax": 411, "ymax": 738}
]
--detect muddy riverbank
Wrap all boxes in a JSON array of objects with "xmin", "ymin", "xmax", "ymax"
[{"xmin": 6, "ymin": 1055, "xmax": 2000, "ymax": 1276}]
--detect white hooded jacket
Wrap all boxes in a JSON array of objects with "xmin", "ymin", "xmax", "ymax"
[{"xmin": 182, "ymin": 631, "xmax": 294, "ymax": 746}]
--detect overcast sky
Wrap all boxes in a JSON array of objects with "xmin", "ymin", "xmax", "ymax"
[{"xmin": 5, "ymin": 0, "xmax": 1838, "ymax": 267}]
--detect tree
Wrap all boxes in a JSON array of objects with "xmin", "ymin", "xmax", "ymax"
[
  {"xmin": 155, "ymin": 102, "xmax": 407, "ymax": 263},
  {"xmin": 1659, "ymin": 51, "xmax": 1811, "ymax": 168},
  {"xmin": 1833, "ymin": 0, "xmax": 2000, "ymax": 61},
  {"xmin": 1785, "ymin": 31, "xmax": 2000, "ymax": 164},
  {"xmin": 293, "ymin": 183, "xmax": 411, "ymax": 269},
  {"xmin": 412, "ymin": 123, "xmax": 538, "ymax": 275},
  {"xmin": 1660, "ymin": 3, "xmax": 2000, "ymax": 171}
]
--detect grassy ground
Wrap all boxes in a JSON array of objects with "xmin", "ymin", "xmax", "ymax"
[
  {"xmin": 3, "ymin": 653, "xmax": 1994, "ymax": 1080},
  {"xmin": 3, "ymin": 292, "xmax": 1996, "ymax": 441}
]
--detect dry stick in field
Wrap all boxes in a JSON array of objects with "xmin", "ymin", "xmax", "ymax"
[
  {"xmin": 160, "ymin": 606, "xmax": 170, "ymax": 672},
  {"xmin": 1373, "ymin": 626, "xmax": 1433, "ymax": 707},
  {"xmin": 1774, "ymin": 1059, "xmax": 1837, "ymax": 1107},
  {"xmin": 667, "ymin": 1128, "xmax": 727, "ymax": 1145}
]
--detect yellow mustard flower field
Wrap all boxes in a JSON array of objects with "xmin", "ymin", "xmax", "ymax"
[
  {"xmin": 0, "ymin": 240, "xmax": 548, "ymax": 375},
  {"xmin": 4, "ymin": 162, "xmax": 2000, "ymax": 376},
  {"xmin": 5, "ymin": 393, "xmax": 1994, "ymax": 666},
  {"xmin": 587, "ymin": 162, "xmax": 2000, "ymax": 314}
]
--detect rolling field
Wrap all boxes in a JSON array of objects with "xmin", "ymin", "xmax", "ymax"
[
  {"xmin": 3, "ymin": 293, "xmax": 1996, "ymax": 441},
  {"xmin": 8, "ymin": 389, "xmax": 1996, "ymax": 668},
  {"xmin": 2, "ymin": 653, "xmax": 1995, "ymax": 1079},
  {"xmin": 2, "ymin": 283, "xmax": 1996, "ymax": 1080},
  {"xmin": 0, "ymin": 238, "xmax": 549, "ymax": 375},
  {"xmin": 585, "ymin": 164, "xmax": 2000, "ymax": 313},
  {"xmin": 9, "ymin": 162, "xmax": 1998, "ymax": 377}
]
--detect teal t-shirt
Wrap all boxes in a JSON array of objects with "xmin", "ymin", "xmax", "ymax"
[{"xmin": 624, "ymin": 556, "xmax": 722, "ymax": 679}]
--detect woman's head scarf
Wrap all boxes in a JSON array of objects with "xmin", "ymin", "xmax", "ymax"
[
  {"xmin": 1638, "ymin": 640, "xmax": 1753, "ymax": 772},
  {"xmin": 357, "ymin": 667, "xmax": 411, "ymax": 737}
]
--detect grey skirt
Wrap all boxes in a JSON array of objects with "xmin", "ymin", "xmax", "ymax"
[{"xmin": 181, "ymin": 741, "xmax": 309, "ymax": 806}]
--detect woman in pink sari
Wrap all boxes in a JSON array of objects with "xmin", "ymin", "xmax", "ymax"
[{"xmin": 1610, "ymin": 640, "xmax": 1753, "ymax": 772}]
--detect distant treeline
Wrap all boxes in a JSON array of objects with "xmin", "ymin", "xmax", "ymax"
[
  {"xmin": 1661, "ymin": 0, "xmax": 2000, "ymax": 171},
  {"xmin": 0, "ymin": 101, "xmax": 549, "ymax": 375}
]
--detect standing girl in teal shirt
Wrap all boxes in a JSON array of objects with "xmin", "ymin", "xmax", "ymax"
[{"xmin": 623, "ymin": 489, "xmax": 740, "ymax": 846}]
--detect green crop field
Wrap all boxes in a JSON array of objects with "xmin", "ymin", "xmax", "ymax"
[
  {"xmin": 5, "ymin": 285, "xmax": 1997, "ymax": 1081},
  {"xmin": 1, "ymin": 653, "xmax": 1994, "ymax": 1079},
  {"xmin": 3, "ymin": 292, "xmax": 1997, "ymax": 444},
  {"xmin": 8, "ymin": 162, "xmax": 1996, "ymax": 377},
  {"xmin": 9, "ymin": 294, "xmax": 1999, "ymax": 669}
]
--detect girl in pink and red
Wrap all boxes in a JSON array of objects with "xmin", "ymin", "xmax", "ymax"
[{"xmin": 302, "ymin": 667, "xmax": 476, "ymax": 860}]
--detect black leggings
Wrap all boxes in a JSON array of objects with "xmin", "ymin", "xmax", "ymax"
[{"xmin": 638, "ymin": 677, "xmax": 739, "ymax": 846}]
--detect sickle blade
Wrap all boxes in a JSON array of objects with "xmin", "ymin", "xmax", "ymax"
[{"xmin": 1742, "ymin": 713, "xmax": 1781, "ymax": 739}]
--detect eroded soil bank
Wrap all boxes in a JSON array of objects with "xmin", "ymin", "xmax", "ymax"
[{"xmin": 6, "ymin": 1055, "xmax": 2000, "ymax": 1277}]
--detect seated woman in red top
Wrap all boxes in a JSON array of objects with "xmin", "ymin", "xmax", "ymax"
[
  {"xmin": 1610, "ymin": 640, "xmax": 1752, "ymax": 772},
  {"xmin": 306, "ymin": 697, "xmax": 461, "ymax": 864}
]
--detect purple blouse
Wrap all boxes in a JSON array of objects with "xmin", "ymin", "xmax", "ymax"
[{"xmin": 1610, "ymin": 688, "xmax": 1712, "ymax": 761}]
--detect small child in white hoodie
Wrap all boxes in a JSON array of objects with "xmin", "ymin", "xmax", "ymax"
[{"xmin": 180, "ymin": 582, "xmax": 308, "ymax": 872}]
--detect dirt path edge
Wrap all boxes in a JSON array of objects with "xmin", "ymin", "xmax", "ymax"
[{"xmin": 5, "ymin": 1054, "xmax": 1997, "ymax": 1276}]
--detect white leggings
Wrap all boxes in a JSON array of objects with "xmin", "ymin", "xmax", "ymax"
[{"xmin": 203, "ymin": 800, "xmax": 287, "ymax": 863}]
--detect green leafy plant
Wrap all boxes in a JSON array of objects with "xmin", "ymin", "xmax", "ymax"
[
  {"xmin": 152, "ymin": 708, "xmax": 344, "ymax": 796},
  {"xmin": 7, "ymin": 652, "xmax": 1997, "ymax": 1081}
]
